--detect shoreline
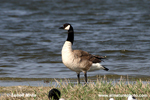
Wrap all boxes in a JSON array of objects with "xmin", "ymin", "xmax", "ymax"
[{"xmin": 0, "ymin": 75, "xmax": 150, "ymax": 87}]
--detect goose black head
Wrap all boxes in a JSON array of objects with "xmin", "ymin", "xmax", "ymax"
[
  {"xmin": 59, "ymin": 23, "xmax": 73, "ymax": 31},
  {"xmin": 48, "ymin": 88, "xmax": 61, "ymax": 100},
  {"xmin": 59, "ymin": 23, "xmax": 74, "ymax": 44}
]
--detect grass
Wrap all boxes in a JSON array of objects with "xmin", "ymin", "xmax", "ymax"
[{"xmin": 0, "ymin": 77, "xmax": 150, "ymax": 100}]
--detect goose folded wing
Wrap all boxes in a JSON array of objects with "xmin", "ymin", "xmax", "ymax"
[{"xmin": 73, "ymin": 50, "xmax": 105, "ymax": 63}]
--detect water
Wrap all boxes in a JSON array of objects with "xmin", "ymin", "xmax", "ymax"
[{"xmin": 0, "ymin": 0, "xmax": 150, "ymax": 86}]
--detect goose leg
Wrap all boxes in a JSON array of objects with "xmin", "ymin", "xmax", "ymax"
[
  {"xmin": 84, "ymin": 72, "xmax": 87, "ymax": 83},
  {"xmin": 77, "ymin": 73, "xmax": 80, "ymax": 84}
]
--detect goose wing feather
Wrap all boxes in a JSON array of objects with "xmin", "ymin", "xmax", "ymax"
[{"xmin": 73, "ymin": 50, "xmax": 105, "ymax": 63}]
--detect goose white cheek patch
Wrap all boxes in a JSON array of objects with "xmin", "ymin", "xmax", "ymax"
[{"xmin": 64, "ymin": 25, "xmax": 70, "ymax": 30}]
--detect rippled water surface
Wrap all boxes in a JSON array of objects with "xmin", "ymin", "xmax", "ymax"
[{"xmin": 0, "ymin": 0, "xmax": 150, "ymax": 86}]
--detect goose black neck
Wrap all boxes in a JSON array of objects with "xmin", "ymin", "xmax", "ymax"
[{"xmin": 66, "ymin": 29, "xmax": 74, "ymax": 45}]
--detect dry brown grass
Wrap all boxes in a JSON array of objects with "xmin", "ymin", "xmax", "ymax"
[{"xmin": 0, "ymin": 77, "xmax": 150, "ymax": 100}]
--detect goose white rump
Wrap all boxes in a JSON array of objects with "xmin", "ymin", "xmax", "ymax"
[{"xmin": 89, "ymin": 63, "xmax": 105, "ymax": 71}]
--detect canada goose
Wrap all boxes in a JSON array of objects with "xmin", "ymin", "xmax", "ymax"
[
  {"xmin": 59, "ymin": 23, "xmax": 109, "ymax": 84},
  {"xmin": 109, "ymin": 95, "xmax": 137, "ymax": 100},
  {"xmin": 128, "ymin": 95, "xmax": 137, "ymax": 100},
  {"xmin": 48, "ymin": 88, "xmax": 65, "ymax": 100}
]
